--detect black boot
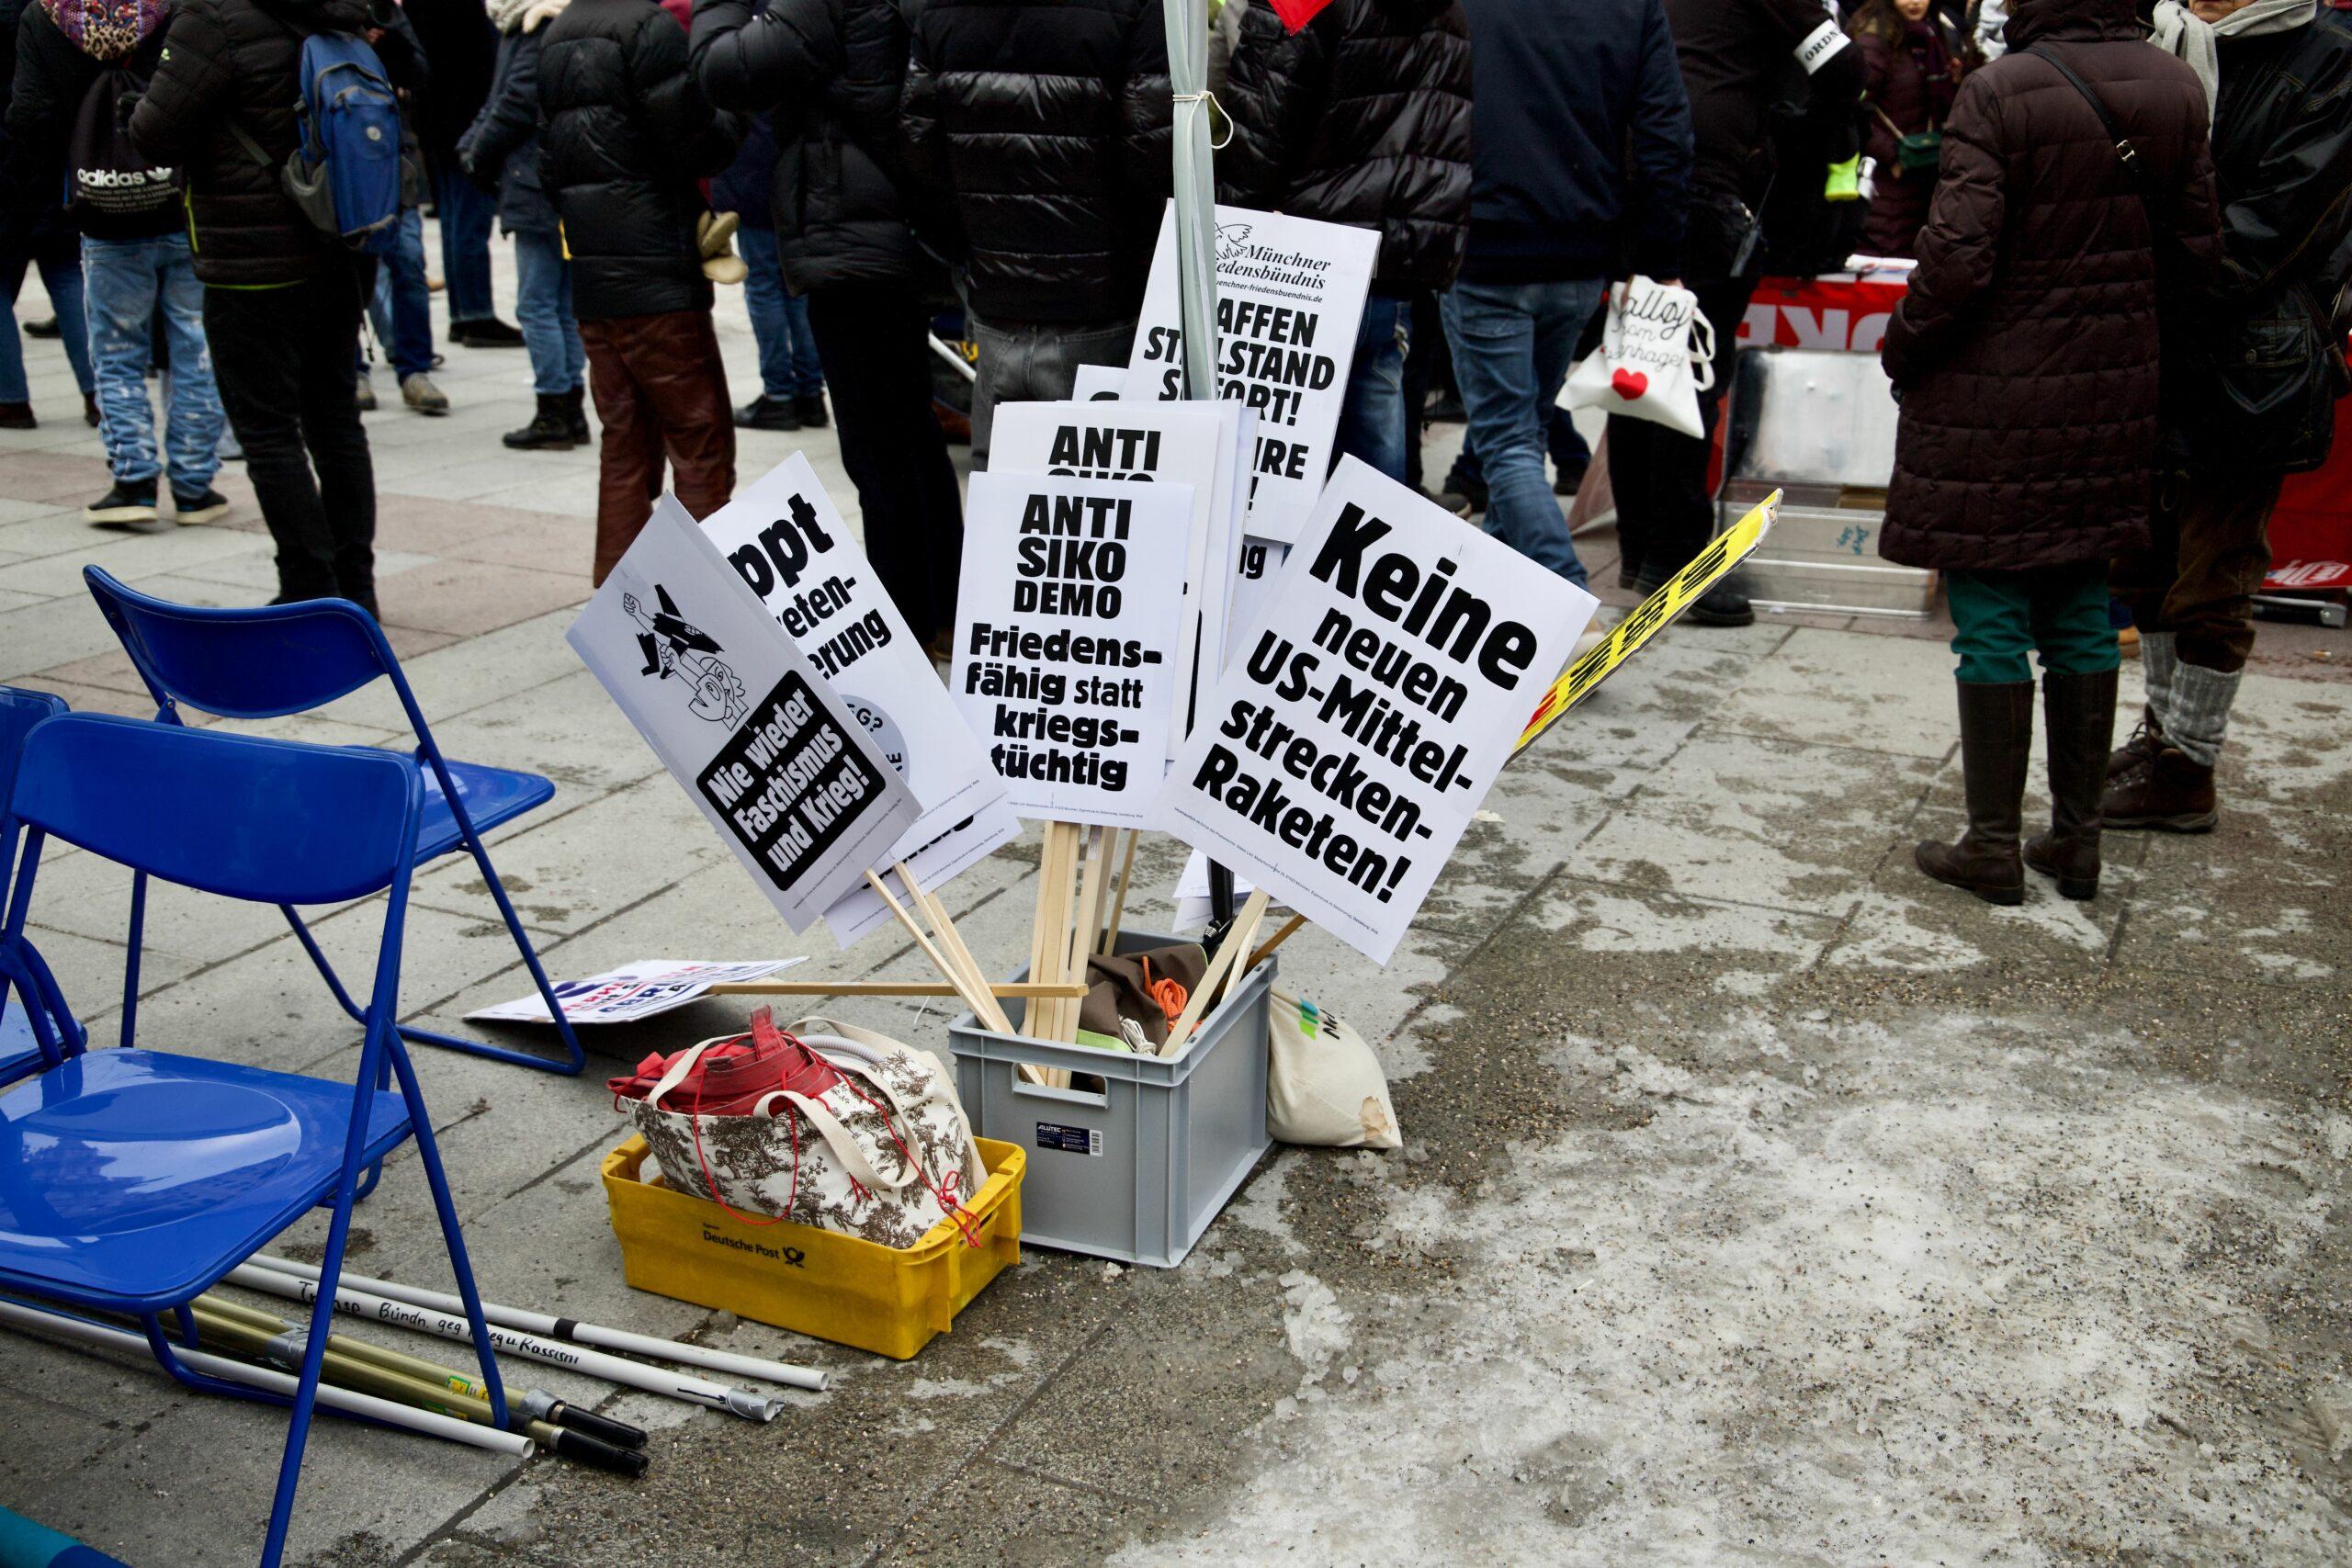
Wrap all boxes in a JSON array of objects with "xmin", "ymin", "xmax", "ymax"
[
  {"xmin": 562, "ymin": 386, "xmax": 592, "ymax": 445},
  {"xmin": 2026, "ymin": 669, "xmax": 2118, "ymax": 900},
  {"xmin": 503, "ymin": 392, "xmax": 576, "ymax": 451},
  {"xmin": 1916, "ymin": 681, "xmax": 2034, "ymax": 906}
]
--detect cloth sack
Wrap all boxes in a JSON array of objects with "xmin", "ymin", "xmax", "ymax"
[
  {"xmin": 614, "ymin": 1010, "xmax": 988, "ymax": 1249},
  {"xmin": 1267, "ymin": 989, "xmax": 1399, "ymax": 1150},
  {"xmin": 1562, "ymin": 276, "xmax": 1715, "ymax": 438}
]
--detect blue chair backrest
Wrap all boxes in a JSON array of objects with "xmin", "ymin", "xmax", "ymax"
[
  {"xmin": 84, "ymin": 569, "xmax": 399, "ymax": 722},
  {"xmin": 0, "ymin": 688, "xmax": 66, "ymax": 852},
  {"xmin": 8, "ymin": 715, "xmax": 422, "ymax": 908}
]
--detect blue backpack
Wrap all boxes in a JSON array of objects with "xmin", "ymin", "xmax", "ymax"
[{"xmin": 233, "ymin": 30, "xmax": 411, "ymax": 254}]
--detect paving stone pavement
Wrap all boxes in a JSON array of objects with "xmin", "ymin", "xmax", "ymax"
[{"xmin": 3, "ymin": 244, "xmax": 2350, "ymax": 1567}]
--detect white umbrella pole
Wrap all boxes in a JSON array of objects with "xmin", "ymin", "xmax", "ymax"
[
  {"xmin": 224, "ymin": 1266, "xmax": 786, "ymax": 1423},
  {"xmin": 0, "ymin": 1296, "xmax": 534, "ymax": 1459},
  {"xmin": 245, "ymin": 1253, "xmax": 826, "ymax": 1393}
]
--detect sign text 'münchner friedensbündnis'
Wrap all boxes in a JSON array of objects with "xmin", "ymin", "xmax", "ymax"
[
  {"xmin": 568, "ymin": 498, "xmax": 919, "ymax": 931},
  {"xmin": 1155, "ymin": 461, "xmax": 1597, "ymax": 964}
]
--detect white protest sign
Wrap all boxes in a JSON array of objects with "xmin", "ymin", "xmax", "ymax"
[
  {"xmin": 695, "ymin": 453, "xmax": 1011, "ymax": 942},
  {"xmin": 1072, "ymin": 363, "xmax": 1128, "ymax": 400},
  {"xmin": 569, "ymin": 498, "xmax": 921, "ymax": 932},
  {"xmin": 1126, "ymin": 202, "xmax": 1379, "ymax": 546},
  {"xmin": 465, "ymin": 959, "xmax": 803, "ymax": 1025},
  {"xmin": 1154, "ymin": 461, "xmax": 1598, "ymax": 964},
  {"xmin": 988, "ymin": 400, "xmax": 1245, "ymax": 752},
  {"xmin": 818, "ymin": 799, "xmax": 1023, "ymax": 946},
  {"xmin": 1226, "ymin": 536, "xmax": 1287, "ymax": 671},
  {"xmin": 954, "ymin": 472, "xmax": 1194, "ymax": 827}
]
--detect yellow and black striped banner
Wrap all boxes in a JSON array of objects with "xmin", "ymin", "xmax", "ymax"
[{"xmin": 1515, "ymin": 491, "xmax": 1781, "ymax": 753}]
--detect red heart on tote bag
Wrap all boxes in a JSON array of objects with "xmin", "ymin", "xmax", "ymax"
[{"xmin": 1611, "ymin": 367, "xmax": 1650, "ymax": 400}]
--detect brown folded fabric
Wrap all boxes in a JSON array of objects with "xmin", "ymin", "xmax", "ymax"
[{"xmin": 1078, "ymin": 942, "xmax": 1207, "ymax": 1047}]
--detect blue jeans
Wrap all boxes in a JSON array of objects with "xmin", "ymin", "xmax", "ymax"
[
  {"xmin": 740, "ymin": 225, "xmax": 823, "ymax": 400},
  {"xmin": 365, "ymin": 209, "xmax": 433, "ymax": 380},
  {"xmin": 83, "ymin": 234, "xmax": 221, "ymax": 493},
  {"xmin": 1332, "ymin": 292, "xmax": 1411, "ymax": 481},
  {"xmin": 512, "ymin": 228, "xmax": 585, "ymax": 396},
  {"xmin": 433, "ymin": 164, "xmax": 497, "ymax": 323},
  {"xmin": 1, "ymin": 246, "xmax": 93, "ymax": 401},
  {"xmin": 1441, "ymin": 277, "xmax": 1607, "ymax": 586}
]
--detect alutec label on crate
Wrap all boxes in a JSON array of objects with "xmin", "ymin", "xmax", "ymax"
[{"xmin": 1035, "ymin": 1122, "xmax": 1103, "ymax": 1157}]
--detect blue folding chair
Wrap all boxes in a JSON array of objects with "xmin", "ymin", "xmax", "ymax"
[
  {"xmin": 0, "ymin": 688, "xmax": 82, "ymax": 1087},
  {"xmin": 83, "ymin": 570, "xmax": 585, "ymax": 1074},
  {"xmin": 0, "ymin": 714, "xmax": 510, "ymax": 1568}
]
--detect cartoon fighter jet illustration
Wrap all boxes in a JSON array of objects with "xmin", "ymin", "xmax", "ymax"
[{"xmin": 622, "ymin": 585, "xmax": 748, "ymax": 726}]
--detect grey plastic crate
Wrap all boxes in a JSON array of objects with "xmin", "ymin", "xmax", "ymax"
[{"xmin": 947, "ymin": 931, "xmax": 1274, "ymax": 1269}]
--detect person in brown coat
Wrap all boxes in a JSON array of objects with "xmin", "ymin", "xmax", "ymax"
[
  {"xmin": 1877, "ymin": 0, "xmax": 2222, "ymax": 907},
  {"xmin": 1852, "ymin": 0, "xmax": 1980, "ymax": 257}
]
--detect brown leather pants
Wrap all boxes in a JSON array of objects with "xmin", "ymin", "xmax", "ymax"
[{"xmin": 580, "ymin": 308, "xmax": 736, "ymax": 583}]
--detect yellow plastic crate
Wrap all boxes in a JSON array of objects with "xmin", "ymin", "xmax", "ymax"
[{"xmin": 599, "ymin": 1134, "xmax": 1024, "ymax": 1360}]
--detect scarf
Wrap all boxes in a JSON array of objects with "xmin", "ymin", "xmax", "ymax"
[
  {"xmin": 2151, "ymin": 0, "xmax": 2318, "ymax": 113},
  {"xmin": 38, "ymin": 0, "xmax": 164, "ymax": 61}
]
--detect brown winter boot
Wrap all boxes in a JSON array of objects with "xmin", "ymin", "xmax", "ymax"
[
  {"xmin": 2107, "ymin": 706, "xmax": 2165, "ymax": 780},
  {"xmin": 1916, "ymin": 681, "xmax": 2035, "ymax": 906},
  {"xmin": 2025, "ymin": 669, "xmax": 2118, "ymax": 900},
  {"xmin": 2101, "ymin": 744, "xmax": 2217, "ymax": 833}
]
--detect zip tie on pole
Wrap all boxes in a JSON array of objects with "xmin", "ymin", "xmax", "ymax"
[
  {"xmin": 225, "ymin": 1265, "xmax": 787, "ymax": 1422},
  {"xmin": 0, "ymin": 1296, "xmax": 534, "ymax": 1460},
  {"xmin": 246, "ymin": 1253, "xmax": 828, "ymax": 1393},
  {"xmin": 1171, "ymin": 88, "xmax": 1234, "ymax": 150}
]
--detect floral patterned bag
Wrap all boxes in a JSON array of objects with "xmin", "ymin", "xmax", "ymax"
[{"xmin": 619, "ymin": 1014, "xmax": 988, "ymax": 1250}]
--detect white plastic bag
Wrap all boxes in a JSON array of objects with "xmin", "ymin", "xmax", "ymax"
[
  {"xmin": 1562, "ymin": 276, "xmax": 1716, "ymax": 438},
  {"xmin": 1267, "ymin": 989, "xmax": 1400, "ymax": 1150}
]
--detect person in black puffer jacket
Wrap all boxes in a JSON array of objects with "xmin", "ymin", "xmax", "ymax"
[
  {"xmin": 2106, "ymin": 0, "xmax": 2352, "ymax": 835},
  {"xmin": 537, "ymin": 0, "xmax": 742, "ymax": 581},
  {"xmin": 1220, "ymin": 0, "xmax": 1471, "ymax": 485},
  {"xmin": 899, "ymin": 0, "xmax": 1172, "ymax": 467},
  {"xmin": 459, "ymin": 0, "xmax": 588, "ymax": 449},
  {"xmin": 128, "ymin": 0, "xmax": 385, "ymax": 613},
  {"xmin": 693, "ymin": 0, "xmax": 967, "ymax": 646}
]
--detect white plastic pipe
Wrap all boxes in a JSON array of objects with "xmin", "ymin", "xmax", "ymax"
[
  {"xmin": 0, "ymin": 1296, "xmax": 533, "ymax": 1459},
  {"xmin": 223, "ymin": 1267, "xmax": 785, "ymax": 1423},
  {"xmin": 246, "ymin": 1254, "xmax": 826, "ymax": 1392}
]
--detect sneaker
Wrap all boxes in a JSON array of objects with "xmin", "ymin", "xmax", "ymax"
[
  {"xmin": 1416, "ymin": 487, "xmax": 1473, "ymax": 519},
  {"xmin": 401, "ymin": 373, "xmax": 450, "ymax": 415},
  {"xmin": 451, "ymin": 318, "xmax": 526, "ymax": 348},
  {"xmin": 735, "ymin": 394, "xmax": 800, "ymax": 432},
  {"xmin": 172, "ymin": 486, "xmax": 231, "ymax": 524},
  {"xmin": 85, "ymin": 477, "xmax": 159, "ymax": 526},
  {"xmin": 794, "ymin": 392, "xmax": 829, "ymax": 429},
  {"xmin": 356, "ymin": 375, "xmax": 379, "ymax": 412}
]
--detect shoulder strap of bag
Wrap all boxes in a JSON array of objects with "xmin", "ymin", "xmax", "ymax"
[
  {"xmin": 2023, "ymin": 45, "xmax": 2158, "ymax": 233},
  {"xmin": 754, "ymin": 1088, "xmax": 912, "ymax": 1191}
]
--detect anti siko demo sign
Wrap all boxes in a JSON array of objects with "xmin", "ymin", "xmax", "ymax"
[
  {"xmin": 569, "ymin": 498, "xmax": 920, "ymax": 931},
  {"xmin": 1127, "ymin": 204, "xmax": 1378, "ymax": 547},
  {"xmin": 1155, "ymin": 461, "xmax": 1598, "ymax": 964},
  {"xmin": 954, "ymin": 472, "xmax": 1193, "ymax": 827}
]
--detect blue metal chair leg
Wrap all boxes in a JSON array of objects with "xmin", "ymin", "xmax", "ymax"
[
  {"xmin": 382, "ymin": 1036, "xmax": 510, "ymax": 1425},
  {"xmin": 122, "ymin": 869, "xmax": 148, "ymax": 1051},
  {"xmin": 277, "ymin": 899, "xmax": 585, "ymax": 1077}
]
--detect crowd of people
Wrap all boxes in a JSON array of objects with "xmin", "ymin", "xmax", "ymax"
[{"xmin": 1, "ymin": 0, "xmax": 2348, "ymax": 894}]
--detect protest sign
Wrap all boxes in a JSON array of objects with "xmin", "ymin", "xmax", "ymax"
[
  {"xmin": 1127, "ymin": 202, "xmax": 1379, "ymax": 546},
  {"xmin": 466, "ymin": 959, "xmax": 803, "ymax": 1025},
  {"xmin": 954, "ymin": 472, "xmax": 1194, "ymax": 828},
  {"xmin": 818, "ymin": 800, "xmax": 1023, "ymax": 946},
  {"xmin": 569, "ymin": 498, "xmax": 921, "ymax": 931},
  {"xmin": 988, "ymin": 400, "xmax": 1247, "ymax": 749},
  {"xmin": 1072, "ymin": 364, "xmax": 1128, "ymax": 400},
  {"xmin": 695, "ymin": 454, "xmax": 1012, "ymax": 940},
  {"xmin": 1155, "ymin": 461, "xmax": 1598, "ymax": 964},
  {"xmin": 1226, "ymin": 536, "xmax": 1287, "ymax": 671},
  {"xmin": 1515, "ymin": 491, "xmax": 1779, "ymax": 752}
]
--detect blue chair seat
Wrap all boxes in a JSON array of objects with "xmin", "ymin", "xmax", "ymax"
[
  {"xmin": 0, "ymin": 1049, "xmax": 412, "ymax": 1313},
  {"xmin": 403, "ymin": 754, "xmax": 556, "ymax": 863}
]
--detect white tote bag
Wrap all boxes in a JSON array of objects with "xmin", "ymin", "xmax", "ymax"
[
  {"xmin": 1562, "ymin": 276, "xmax": 1716, "ymax": 438},
  {"xmin": 1267, "ymin": 989, "xmax": 1400, "ymax": 1150}
]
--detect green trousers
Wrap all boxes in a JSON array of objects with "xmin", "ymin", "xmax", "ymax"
[{"xmin": 1945, "ymin": 565, "xmax": 2121, "ymax": 685}]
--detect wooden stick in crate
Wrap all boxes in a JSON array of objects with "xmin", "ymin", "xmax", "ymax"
[{"xmin": 1159, "ymin": 887, "xmax": 1270, "ymax": 1056}]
